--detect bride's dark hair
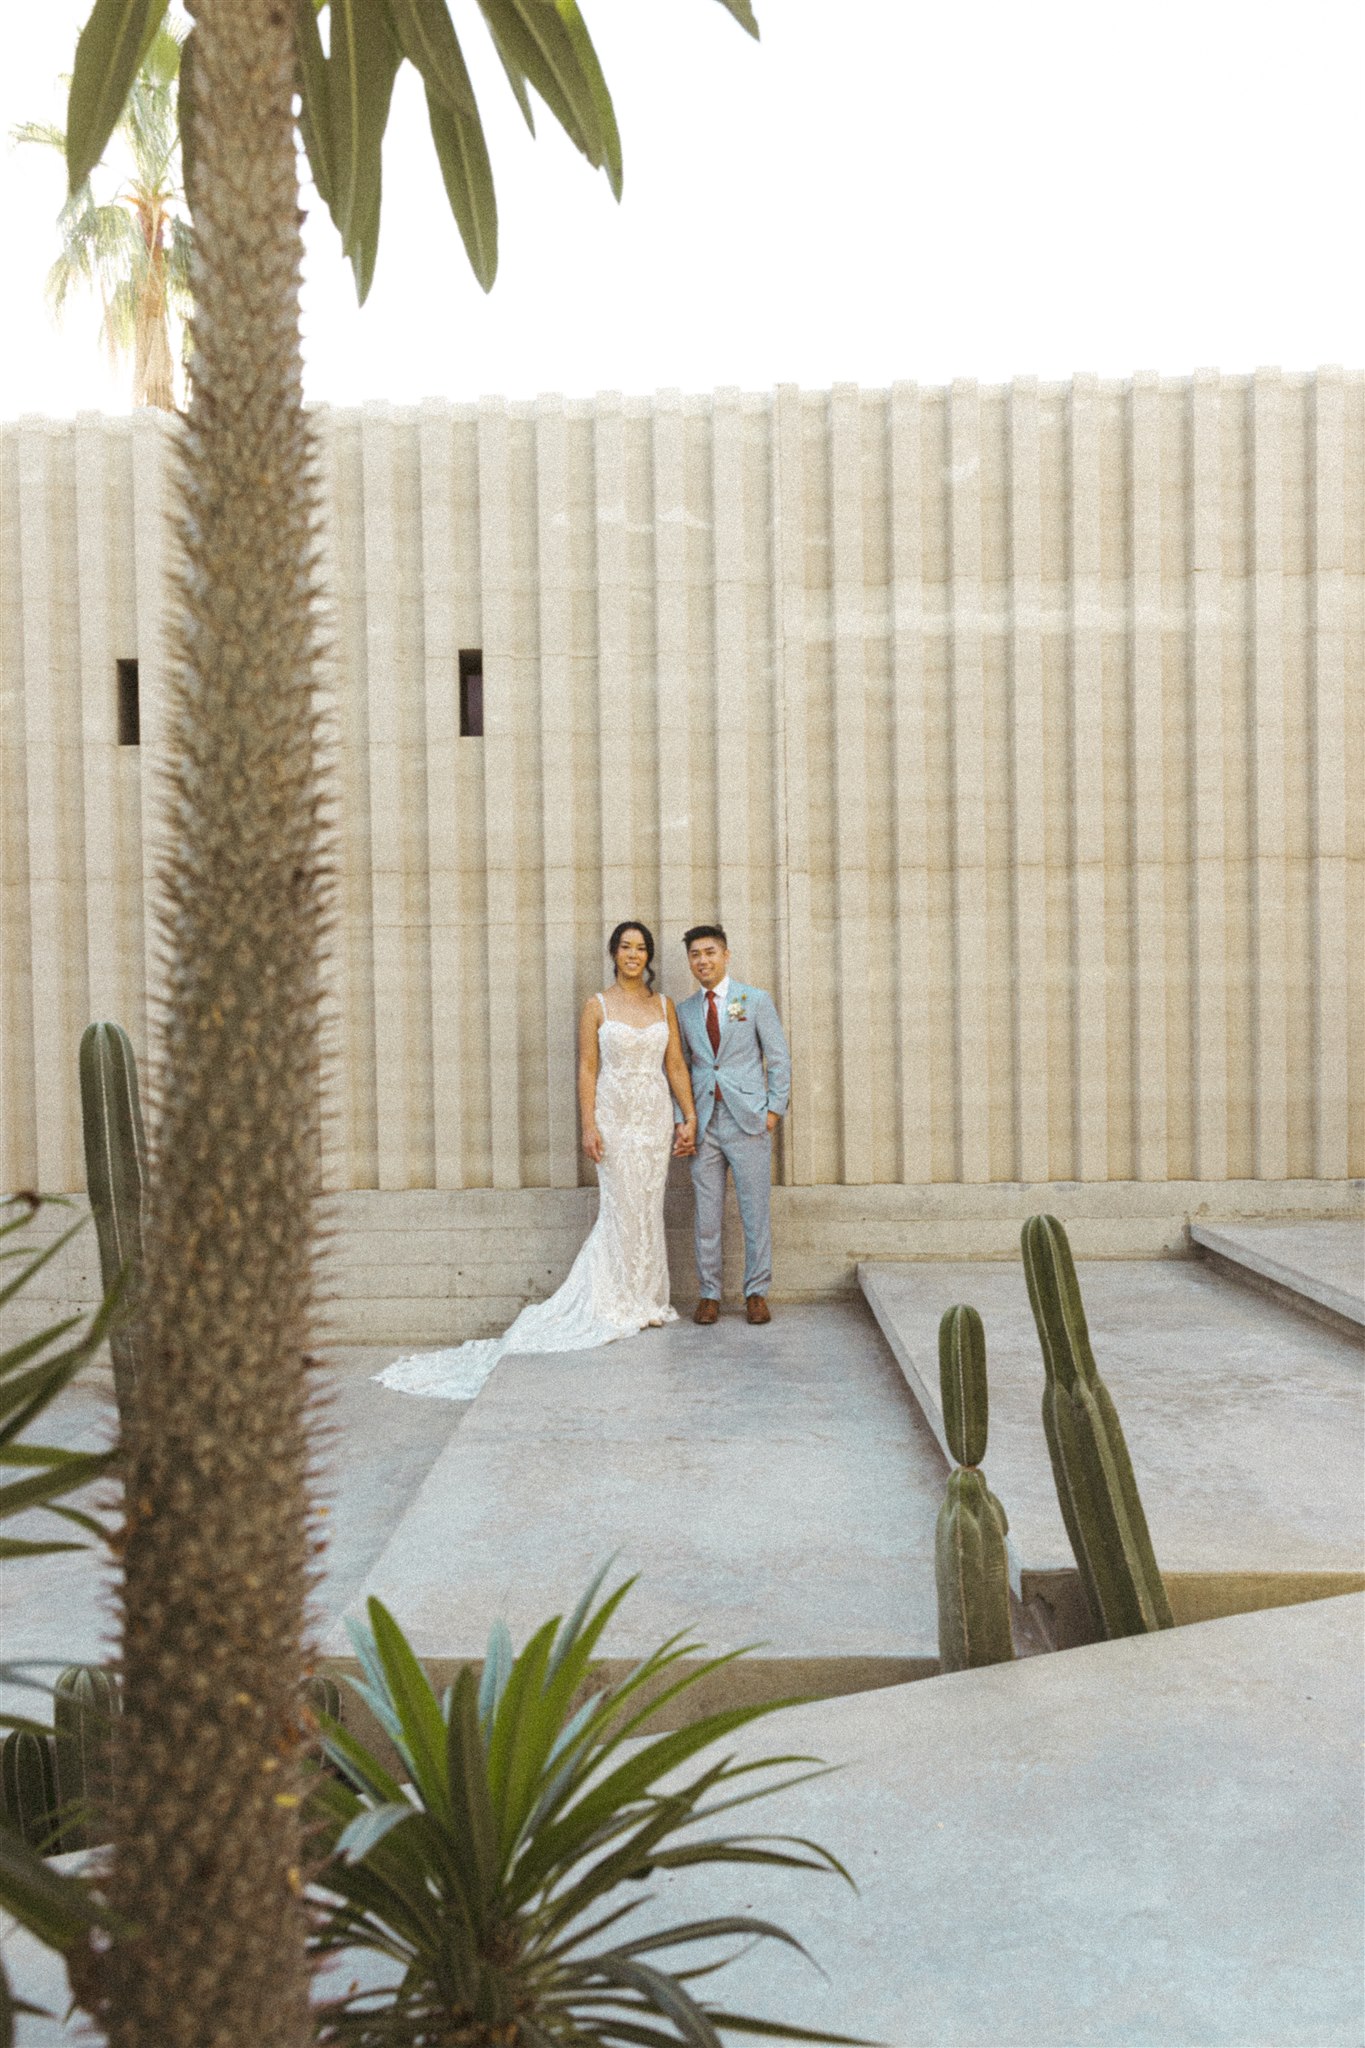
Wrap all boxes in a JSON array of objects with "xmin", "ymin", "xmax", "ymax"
[{"xmin": 608, "ymin": 919, "xmax": 656, "ymax": 991}]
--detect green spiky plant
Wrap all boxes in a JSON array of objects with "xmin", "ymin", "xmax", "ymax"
[
  {"xmin": 79, "ymin": 1021, "xmax": 148, "ymax": 1419},
  {"xmin": 0, "ymin": 1196, "xmax": 119, "ymax": 2045},
  {"xmin": 1021, "ymin": 1215, "xmax": 1173, "ymax": 1640},
  {"xmin": 310, "ymin": 1571, "xmax": 871, "ymax": 2046},
  {"xmin": 934, "ymin": 1306, "xmax": 1014, "ymax": 1674},
  {"xmin": 60, "ymin": 3, "xmax": 760, "ymax": 2043}
]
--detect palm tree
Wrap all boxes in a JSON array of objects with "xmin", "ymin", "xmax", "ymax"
[
  {"xmin": 55, "ymin": 4, "xmax": 757, "ymax": 2044},
  {"xmin": 14, "ymin": 20, "xmax": 191, "ymax": 410}
]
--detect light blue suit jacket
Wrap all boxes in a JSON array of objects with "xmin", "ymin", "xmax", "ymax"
[{"xmin": 677, "ymin": 981, "xmax": 791, "ymax": 1138}]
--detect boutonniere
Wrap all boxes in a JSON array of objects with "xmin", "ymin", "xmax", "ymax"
[{"xmin": 726, "ymin": 997, "xmax": 747, "ymax": 1022}]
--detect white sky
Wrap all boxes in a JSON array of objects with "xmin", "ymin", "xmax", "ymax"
[{"xmin": 2, "ymin": 0, "xmax": 1361, "ymax": 419}]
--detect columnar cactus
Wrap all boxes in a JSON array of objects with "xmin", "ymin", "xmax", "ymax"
[
  {"xmin": 1021, "ymin": 1214, "xmax": 1173, "ymax": 1639},
  {"xmin": 0, "ymin": 1728, "xmax": 61, "ymax": 1853},
  {"xmin": 935, "ymin": 1305, "xmax": 1015, "ymax": 1672},
  {"xmin": 79, "ymin": 1021, "xmax": 148, "ymax": 1416},
  {"xmin": 54, "ymin": 1664, "xmax": 120, "ymax": 1853}
]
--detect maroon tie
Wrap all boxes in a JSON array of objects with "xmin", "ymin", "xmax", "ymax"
[{"xmin": 706, "ymin": 989, "xmax": 721, "ymax": 1056}]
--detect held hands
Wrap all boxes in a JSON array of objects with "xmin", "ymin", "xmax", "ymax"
[
  {"xmin": 582, "ymin": 1124, "xmax": 604, "ymax": 1163},
  {"xmin": 766, "ymin": 1111, "xmax": 779, "ymax": 1134},
  {"xmin": 673, "ymin": 1117, "xmax": 697, "ymax": 1158}
]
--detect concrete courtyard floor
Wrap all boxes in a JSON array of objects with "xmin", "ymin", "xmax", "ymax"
[{"xmin": 4, "ymin": 1261, "xmax": 1364, "ymax": 2043}]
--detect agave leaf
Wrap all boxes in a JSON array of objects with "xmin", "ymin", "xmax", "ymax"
[
  {"xmin": 0, "ymin": 1323, "xmax": 87, "ymax": 1398},
  {"xmin": 0, "ymin": 1822, "xmax": 106, "ymax": 1948},
  {"xmin": 479, "ymin": 1616, "xmax": 514, "ymax": 1723},
  {"xmin": 445, "ymin": 1665, "xmax": 499, "ymax": 1907},
  {"xmin": 317, "ymin": 1712, "xmax": 406, "ymax": 1804},
  {"xmin": 546, "ymin": 1558, "xmax": 628, "ymax": 1683},
  {"xmin": 485, "ymin": 1611, "xmax": 559, "ymax": 1839},
  {"xmin": 584, "ymin": 1954, "xmax": 723, "ymax": 2048},
  {"xmin": 608, "ymin": 1913, "xmax": 813, "ymax": 1963},
  {"xmin": 336, "ymin": 1799, "xmax": 414, "ymax": 1863},
  {"xmin": 0, "ymin": 1219, "xmax": 87, "ymax": 1316},
  {"xmin": 648, "ymin": 1838, "xmax": 850, "ymax": 1881},
  {"xmin": 518, "ymin": 1694, "xmax": 804, "ymax": 1894},
  {"xmin": 699, "ymin": 2014, "xmax": 877, "ymax": 2045},
  {"xmin": 365, "ymin": 1600, "xmax": 452, "ymax": 1823},
  {"xmin": 0, "ymin": 1453, "xmax": 114, "ymax": 1522},
  {"xmin": 65, "ymin": 0, "xmax": 169, "ymax": 193}
]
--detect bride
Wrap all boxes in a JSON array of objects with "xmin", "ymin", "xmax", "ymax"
[{"xmin": 374, "ymin": 921, "xmax": 698, "ymax": 1401}]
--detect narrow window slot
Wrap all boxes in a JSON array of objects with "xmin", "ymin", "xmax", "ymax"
[
  {"xmin": 116, "ymin": 659, "xmax": 140, "ymax": 746},
  {"xmin": 459, "ymin": 649, "xmax": 483, "ymax": 738}
]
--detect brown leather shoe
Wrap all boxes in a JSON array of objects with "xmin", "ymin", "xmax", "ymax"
[
  {"xmin": 745, "ymin": 1294, "xmax": 772, "ymax": 1325},
  {"xmin": 692, "ymin": 1298, "xmax": 720, "ymax": 1326}
]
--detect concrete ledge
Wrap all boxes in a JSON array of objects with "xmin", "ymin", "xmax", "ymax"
[
  {"xmin": 1191, "ymin": 1219, "xmax": 1365, "ymax": 1328},
  {"xmin": 858, "ymin": 1256, "xmax": 1365, "ymax": 1610},
  {"xmin": 10, "ymin": 1179, "xmax": 1361, "ymax": 1346}
]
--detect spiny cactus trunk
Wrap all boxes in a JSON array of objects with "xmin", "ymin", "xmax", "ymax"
[{"xmin": 76, "ymin": 3, "xmax": 328, "ymax": 2041}]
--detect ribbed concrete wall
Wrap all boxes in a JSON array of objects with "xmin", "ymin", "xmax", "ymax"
[{"xmin": 2, "ymin": 372, "xmax": 1363, "ymax": 1199}]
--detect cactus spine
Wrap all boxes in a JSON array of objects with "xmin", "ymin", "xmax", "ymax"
[
  {"xmin": 79, "ymin": 1020, "xmax": 148, "ymax": 1416},
  {"xmin": 1021, "ymin": 1214, "xmax": 1173, "ymax": 1638},
  {"xmin": 54, "ymin": 1664, "xmax": 120, "ymax": 1853},
  {"xmin": 0, "ymin": 1728, "xmax": 61, "ymax": 1852},
  {"xmin": 935, "ymin": 1305, "xmax": 1015, "ymax": 1672}
]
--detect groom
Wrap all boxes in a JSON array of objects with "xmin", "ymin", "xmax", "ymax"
[{"xmin": 674, "ymin": 925, "xmax": 791, "ymax": 1326}]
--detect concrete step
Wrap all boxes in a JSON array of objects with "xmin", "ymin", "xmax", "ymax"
[
  {"xmin": 1190, "ymin": 1217, "xmax": 1365, "ymax": 1329},
  {"xmin": 323, "ymin": 1302, "xmax": 949, "ymax": 1711},
  {"xmin": 858, "ymin": 1254, "xmax": 1365, "ymax": 1640}
]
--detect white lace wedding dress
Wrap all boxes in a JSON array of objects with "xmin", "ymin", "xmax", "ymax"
[{"xmin": 374, "ymin": 994, "xmax": 679, "ymax": 1401}]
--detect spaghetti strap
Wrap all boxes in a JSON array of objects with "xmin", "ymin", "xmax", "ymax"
[
  {"xmin": 659, "ymin": 993, "xmax": 667, "ymax": 1021},
  {"xmin": 597, "ymin": 991, "xmax": 608, "ymax": 1020}
]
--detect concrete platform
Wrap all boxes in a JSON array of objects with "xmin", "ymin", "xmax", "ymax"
[
  {"xmin": 859, "ymin": 1257, "xmax": 1365, "ymax": 1629},
  {"xmin": 1190, "ymin": 1219, "xmax": 1365, "ymax": 1328},
  {"xmin": 9, "ymin": 1596, "xmax": 1361, "ymax": 2045},
  {"xmin": 322, "ymin": 1302, "xmax": 948, "ymax": 1702},
  {"xmin": 630, "ymin": 1592, "xmax": 1365, "ymax": 2047},
  {"xmin": 0, "ymin": 1345, "xmax": 463, "ymax": 1719}
]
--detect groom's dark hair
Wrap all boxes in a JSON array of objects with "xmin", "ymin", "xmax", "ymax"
[{"xmin": 683, "ymin": 924, "xmax": 727, "ymax": 950}]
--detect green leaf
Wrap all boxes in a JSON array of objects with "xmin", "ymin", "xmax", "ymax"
[
  {"xmin": 337, "ymin": 1799, "xmax": 413, "ymax": 1863},
  {"xmin": 474, "ymin": 0, "xmax": 621, "ymax": 195},
  {"xmin": 295, "ymin": 0, "xmax": 335, "ymax": 208},
  {"xmin": 444, "ymin": 1666, "xmax": 499, "ymax": 1906},
  {"xmin": 382, "ymin": 0, "xmax": 477, "ymax": 116},
  {"xmin": 712, "ymin": 0, "xmax": 761, "ymax": 37},
  {"xmin": 699, "ymin": 2014, "xmax": 878, "ymax": 2045},
  {"xmin": 66, "ymin": 0, "xmax": 170, "ymax": 193},
  {"xmin": 0, "ymin": 1219, "xmax": 86, "ymax": 1316},
  {"xmin": 586, "ymin": 1955, "xmax": 723, "ymax": 2048},
  {"xmin": 327, "ymin": 0, "xmax": 401, "ymax": 286},
  {"xmin": 0, "ymin": 1453, "xmax": 113, "ymax": 1523},
  {"xmin": 0, "ymin": 1821, "xmax": 106, "ymax": 1949},
  {"xmin": 366, "ymin": 1599, "xmax": 451, "ymax": 1822},
  {"xmin": 479, "ymin": 1617, "xmax": 514, "ymax": 1723},
  {"xmin": 424, "ymin": 86, "xmax": 498, "ymax": 292}
]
